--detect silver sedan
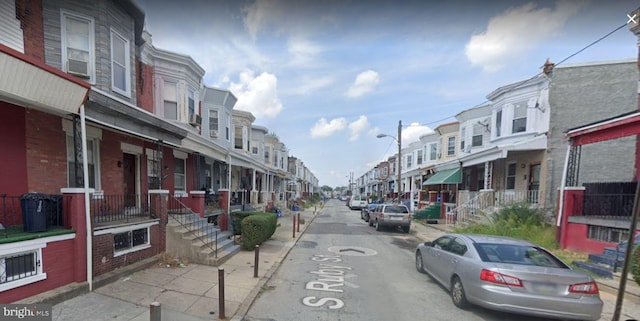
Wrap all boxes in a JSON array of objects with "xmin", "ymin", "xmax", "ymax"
[{"xmin": 415, "ymin": 234, "xmax": 603, "ymax": 320}]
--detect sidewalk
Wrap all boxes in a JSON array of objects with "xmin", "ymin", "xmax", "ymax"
[
  {"xmin": 41, "ymin": 206, "xmax": 320, "ymax": 321},
  {"xmin": 19, "ymin": 205, "xmax": 640, "ymax": 320}
]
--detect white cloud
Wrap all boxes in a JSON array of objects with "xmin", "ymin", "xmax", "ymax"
[
  {"xmin": 242, "ymin": 0, "xmax": 281, "ymax": 41},
  {"xmin": 347, "ymin": 115, "xmax": 371, "ymax": 141},
  {"xmin": 310, "ymin": 117, "xmax": 347, "ymax": 138},
  {"xmin": 288, "ymin": 75, "xmax": 334, "ymax": 95},
  {"xmin": 402, "ymin": 122, "xmax": 433, "ymax": 144},
  {"xmin": 229, "ymin": 69, "xmax": 283, "ymax": 119},
  {"xmin": 346, "ymin": 70, "xmax": 380, "ymax": 98},
  {"xmin": 465, "ymin": 1, "xmax": 584, "ymax": 72},
  {"xmin": 287, "ymin": 38, "xmax": 324, "ymax": 67}
]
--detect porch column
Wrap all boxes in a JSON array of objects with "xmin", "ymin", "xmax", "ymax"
[
  {"xmin": 440, "ymin": 190, "xmax": 450, "ymax": 219},
  {"xmin": 252, "ymin": 169, "xmax": 257, "ymax": 191},
  {"xmin": 559, "ymin": 187, "xmax": 585, "ymax": 249},
  {"xmin": 190, "ymin": 190, "xmax": 205, "ymax": 218},
  {"xmin": 62, "ymin": 188, "xmax": 92, "ymax": 283},
  {"xmin": 149, "ymin": 190, "xmax": 169, "ymax": 253}
]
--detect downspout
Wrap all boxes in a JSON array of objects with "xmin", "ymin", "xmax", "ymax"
[
  {"xmin": 227, "ymin": 152, "xmax": 232, "ymax": 213},
  {"xmin": 556, "ymin": 144, "xmax": 571, "ymax": 227},
  {"xmin": 80, "ymin": 105, "xmax": 93, "ymax": 291}
]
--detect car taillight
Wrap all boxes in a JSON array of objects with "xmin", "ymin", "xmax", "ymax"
[
  {"xmin": 569, "ymin": 282, "xmax": 599, "ymax": 294},
  {"xmin": 480, "ymin": 269, "xmax": 523, "ymax": 287},
  {"xmin": 407, "ymin": 213, "xmax": 412, "ymax": 219},
  {"xmin": 379, "ymin": 213, "xmax": 384, "ymax": 218}
]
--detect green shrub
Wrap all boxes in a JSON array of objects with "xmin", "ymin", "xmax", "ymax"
[
  {"xmin": 240, "ymin": 213, "xmax": 278, "ymax": 250},
  {"xmin": 632, "ymin": 245, "xmax": 640, "ymax": 287},
  {"xmin": 230, "ymin": 211, "xmax": 256, "ymax": 235}
]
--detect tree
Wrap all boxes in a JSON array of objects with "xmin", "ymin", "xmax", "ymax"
[{"xmin": 321, "ymin": 185, "xmax": 333, "ymax": 192}]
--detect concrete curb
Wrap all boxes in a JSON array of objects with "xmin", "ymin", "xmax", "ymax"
[{"xmin": 230, "ymin": 207, "xmax": 320, "ymax": 321}]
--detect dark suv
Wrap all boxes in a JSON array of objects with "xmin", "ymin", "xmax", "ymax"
[{"xmin": 368, "ymin": 204, "xmax": 411, "ymax": 233}]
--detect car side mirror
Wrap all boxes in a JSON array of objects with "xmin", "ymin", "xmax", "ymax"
[{"xmin": 423, "ymin": 241, "xmax": 433, "ymax": 247}]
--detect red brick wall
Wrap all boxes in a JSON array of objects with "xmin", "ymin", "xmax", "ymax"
[
  {"xmin": 136, "ymin": 59, "xmax": 154, "ymax": 113},
  {"xmin": 25, "ymin": 110, "xmax": 67, "ymax": 194},
  {"xmin": 16, "ymin": 0, "xmax": 44, "ymax": 61},
  {"xmin": 1, "ymin": 239, "xmax": 76, "ymax": 303},
  {"xmin": 0, "ymin": 102, "xmax": 28, "ymax": 196},
  {"xmin": 92, "ymin": 227, "xmax": 159, "ymax": 277}
]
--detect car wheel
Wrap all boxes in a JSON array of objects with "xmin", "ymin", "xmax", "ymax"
[
  {"xmin": 364, "ymin": 214, "xmax": 369, "ymax": 222},
  {"xmin": 403, "ymin": 226, "xmax": 410, "ymax": 233},
  {"xmin": 375, "ymin": 220, "xmax": 382, "ymax": 231},
  {"xmin": 415, "ymin": 251, "xmax": 426, "ymax": 273},
  {"xmin": 451, "ymin": 276, "xmax": 469, "ymax": 309},
  {"xmin": 368, "ymin": 218, "xmax": 374, "ymax": 227}
]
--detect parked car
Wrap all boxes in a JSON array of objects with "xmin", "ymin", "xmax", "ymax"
[
  {"xmin": 349, "ymin": 194, "xmax": 367, "ymax": 210},
  {"xmin": 360, "ymin": 203, "xmax": 377, "ymax": 222},
  {"xmin": 368, "ymin": 203, "xmax": 411, "ymax": 233},
  {"xmin": 415, "ymin": 234, "xmax": 603, "ymax": 321}
]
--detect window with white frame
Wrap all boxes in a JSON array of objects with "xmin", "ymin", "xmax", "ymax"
[
  {"xmin": 147, "ymin": 149, "xmax": 162, "ymax": 189},
  {"xmin": 110, "ymin": 29, "xmax": 130, "ymax": 96},
  {"xmin": 406, "ymin": 154, "xmax": 412, "ymax": 168},
  {"xmin": 472, "ymin": 124, "xmax": 484, "ymax": 147},
  {"xmin": 114, "ymin": 227, "xmax": 149, "ymax": 255},
  {"xmin": 61, "ymin": 11, "xmax": 94, "ymax": 81},
  {"xmin": 188, "ymin": 89, "xmax": 195, "ymax": 118},
  {"xmin": 417, "ymin": 149, "xmax": 423, "ymax": 165},
  {"xmin": 506, "ymin": 162, "xmax": 517, "ymax": 190},
  {"xmin": 174, "ymin": 157, "xmax": 186, "ymax": 192},
  {"xmin": 224, "ymin": 112, "xmax": 230, "ymax": 140},
  {"xmin": 460, "ymin": 127, "xmax": 466, "ymax": 151},
  {"xmin": 429, "ymin": 143, "xmax": 437, "ymax": 160},
  {"xmin": 496, "ymin": 110, "xmax": 502, "ymax": 137},
  {"xmin": 234, "ymin": 126, "xmax": 243, "ymax": 149},
  {"xmin": 264, "ymin": 146, "xmax": 270, "ymax": 163},
  {"xmin": 252, "ymin": 144, "xmax": 259, "ymax": 155},
  {"xmin": 447, "ymin": 136, "xmax": 456, "ymax": 156},
  {"xmin": 209, "ymin": 109, "xmax": 219, "ymax": 138},
  {"xmin": 164, "ymin": 82, "xmax": 177, "ymax": 120},
  {"xmin": 512, "ymin": 103, "xmax": 527, "ymax": 133},
  {"xmin": 66, "ymin": 135, "xmax": 98, "ymax": 188}
]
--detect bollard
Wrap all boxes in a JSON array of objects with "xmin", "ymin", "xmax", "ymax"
[
  {"xmin": 254, "ymin": 245, "xmax": 260, "ymax": 278},
  {"xmin": 218, "ymin": 268, "xmax": 225, "ymax": 319},
  {"xmin": 292, "ymin": 214, "xmax": 296, "ymax": 238},
  {"xmin": 150, "ymin": 301, "xmax": 161, "ymax": 321},
  {"xmin": 297, "ymin": 212, "xmax": 300, "ymax": 232}
]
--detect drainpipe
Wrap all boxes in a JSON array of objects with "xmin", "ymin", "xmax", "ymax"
[
  {"xmin": 227, "ymin": 152, "xmax": 232, "ymax": 213},
  {"xmin": 80, "ymin": 105, "xmax": 93, "ymax": 291},
  {"xmin": 556, "ymin": 144, "xmax": 571, "ymax": 227}
]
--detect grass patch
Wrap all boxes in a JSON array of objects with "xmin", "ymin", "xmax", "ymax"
[{"xmin": 452, "ymin": 203, "xmax": 585, "ymax": 266}]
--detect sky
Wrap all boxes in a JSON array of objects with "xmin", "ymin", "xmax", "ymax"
[{"xmin": 135, "ymin": 0, "xmax": 638, "ymax": 188}]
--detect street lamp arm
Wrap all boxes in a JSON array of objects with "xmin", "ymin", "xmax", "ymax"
[{"xmin": 376, "ymin": 133, "xmax": 398, "ymax": 143}]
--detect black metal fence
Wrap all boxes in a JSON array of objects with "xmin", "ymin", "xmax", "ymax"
[
  {"xmin": 582, "ymin": 182, "xmax": 636, "ymax": 218},
  {"xmin": 92, "ymin": 194, "xmax": 151, "ymax": 225},
  {"xmin": 1, "ymin": 194, "xmax": 68, "ymax": 238}
]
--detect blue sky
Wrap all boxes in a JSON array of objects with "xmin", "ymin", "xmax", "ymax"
[{"xmin": 135, "ymin": 0, "xmax": 638, "ymax": 188}]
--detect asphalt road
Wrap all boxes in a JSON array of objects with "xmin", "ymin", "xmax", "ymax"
[{"xmin": 244, "ymin": 199, "xmax": 586, "ymax": 321}]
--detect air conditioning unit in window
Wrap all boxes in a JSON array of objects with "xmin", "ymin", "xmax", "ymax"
[
  {"xmin": 189, "ymin": 113, "xmax": 202, "ymax": 126},
  {"xmin": 209, "ymin": 130, "xmax": 218, "ymax": 138},
  {"xmin": 67, "ymin": 58, "xmax": 89, "ymax": 78}
]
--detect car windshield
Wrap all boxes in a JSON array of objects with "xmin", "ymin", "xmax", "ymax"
[
  {"xmin": 474, "ymin": 243, "xmax": 568, "ymax": 268},
  {"xmin": 385, "ymin": 206, "xmax": 408, "ymax": 213}
]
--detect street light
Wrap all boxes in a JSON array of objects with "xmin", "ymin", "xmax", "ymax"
[{"xmin": 377, "ymin": 120, "xmax": 402, "ymax": 204}]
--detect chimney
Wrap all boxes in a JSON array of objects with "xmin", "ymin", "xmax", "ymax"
[{"xmin": 542, "ymin": 58, "xmax": 554, "ymax": 77}]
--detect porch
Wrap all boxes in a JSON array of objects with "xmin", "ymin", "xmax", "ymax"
[{"xmin": 0, "ymin": 194, "xmax": 72, "ymax": 242}]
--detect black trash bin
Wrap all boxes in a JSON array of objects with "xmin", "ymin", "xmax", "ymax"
[{"xmin": 20, "ymin": 192, "xmax": 49, "ymax": 232}]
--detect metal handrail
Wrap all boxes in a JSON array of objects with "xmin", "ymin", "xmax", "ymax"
[{"xmin": 167, "ymin": 195, "xmax": 226, "ymax": 258}]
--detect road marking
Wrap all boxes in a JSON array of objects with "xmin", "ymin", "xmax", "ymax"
[
  {"xmin": 328, "ymin": 246, "xmax": 377, "ymax": 256},
  {"xmin": 302, "ymin": 254, "xmax": 357, "ymax": 310}
]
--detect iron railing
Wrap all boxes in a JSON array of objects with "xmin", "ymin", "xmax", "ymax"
[
  {"xmin": 450, "ymin": 190, "xmax": 541, "ymax": 225},
  {"xmin": 92, "ymin": 194, "xmax": 150, "ymax": 225},
  {"xmin": 1, "ymin": 194, "xmax": 68, "ymax": 238},
  {"xmin": 167, "ymin": 195, "xmax": 226, "ymax": 259}
]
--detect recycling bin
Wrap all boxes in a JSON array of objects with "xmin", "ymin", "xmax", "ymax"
[{"xmin": 20, "ymin": 193, "xmax": 49, "ymax": 232}]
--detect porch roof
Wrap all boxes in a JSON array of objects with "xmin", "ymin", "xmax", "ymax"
[
  {"xmin": 0, "ymin": 44, "xmax": 90, "ymax": 115},
  {"xmin": 459, "ymin": 134, "xmax": 547, "ymax": 167},
  {"xmin": 422, "ymin": 168, "xmax": 461, "ymax": 186}
]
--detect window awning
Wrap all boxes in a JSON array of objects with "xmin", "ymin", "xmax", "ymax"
[{"xmin": 422, "ymin": 168, "xmax": 461, "ymax": 186}]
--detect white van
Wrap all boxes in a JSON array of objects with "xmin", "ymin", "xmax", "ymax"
[{"xmin": 348, "ymin": 194, "xmax": 367, "ymax": 210}]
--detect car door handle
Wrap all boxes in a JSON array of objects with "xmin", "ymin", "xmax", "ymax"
[{"xmin": 451, "ymin": 259, "xmax": 458, "ymax": 264}]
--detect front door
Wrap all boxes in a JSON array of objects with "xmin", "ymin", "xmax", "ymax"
[
  {"xmin": 123, "ymin": 153, "xmax": 137, "ymax": 207},
  {"xmin": 528, "ymin": 164, "xmax": 541, "ymax": 204}
]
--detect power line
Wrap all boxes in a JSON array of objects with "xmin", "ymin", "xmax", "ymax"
[{"xmin": 406, "ymin": 22, "xmax": 630, "ymax": 129}]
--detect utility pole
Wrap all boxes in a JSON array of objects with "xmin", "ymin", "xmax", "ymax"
[{"xmin": 397, "ymin": 120, "xmax": 402, "ymax": 204}]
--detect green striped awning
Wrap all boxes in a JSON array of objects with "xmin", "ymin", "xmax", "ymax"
[{"xmin": 422, "ymin": 168, "xmax": 461, "ymax": 186}]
